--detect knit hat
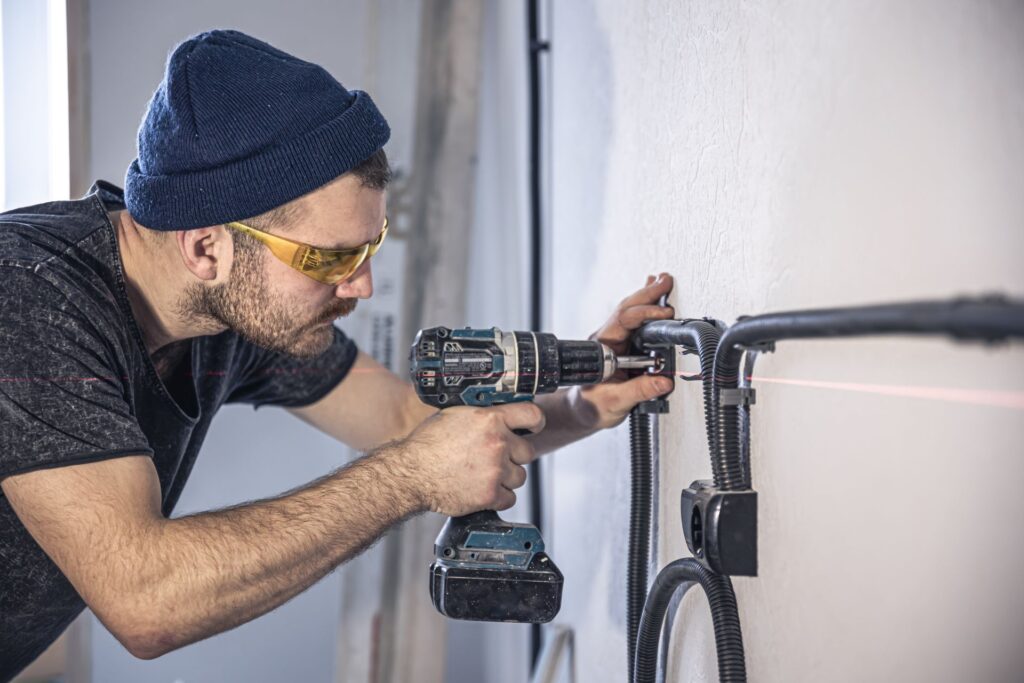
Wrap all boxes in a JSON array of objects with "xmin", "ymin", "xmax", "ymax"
[{"xmin": 125, "ymin": 29, "xmax": 390, "ymax": 230}]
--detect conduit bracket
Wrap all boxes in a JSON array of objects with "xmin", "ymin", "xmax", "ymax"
[
  {"xmin": 633, "ymin": 342, "xmax": 676, "ymax": 415},
  {"xmin": 737, "ymin": 339, "xmax": 776, "ymax": 354},
  {"xmin": 719, "ymin": 387, "xmax": 757, "ymax": 406}
]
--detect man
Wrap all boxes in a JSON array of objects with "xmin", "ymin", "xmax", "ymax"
[{"xmin": 0, "ymin": 30, "xmax": 674, "ymax": 677}]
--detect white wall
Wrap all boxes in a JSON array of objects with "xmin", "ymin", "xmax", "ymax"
[
  {"xmin": 545, "ymin": 1, "xmax": 1024, "ymax": 681},
  {"xmin": 66, "ymin": 1, "xmax": 1024, "ymax": 681}
]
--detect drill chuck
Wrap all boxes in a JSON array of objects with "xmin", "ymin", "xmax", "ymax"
[{"xmin": 411, "ymin": 326, "xmax": 652, "ymax": 408}]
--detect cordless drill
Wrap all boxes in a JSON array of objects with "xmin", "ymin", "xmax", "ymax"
[{"xmin": 409, "ymin": 326, "xmax": 657, "ymax": 623}]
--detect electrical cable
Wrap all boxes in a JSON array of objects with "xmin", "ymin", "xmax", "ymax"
[
  {"xmin": 656, "ymin": 580, "xmax": 692, "ymax": 683},
  {"xmin": 637, "ymin": 319, "xmax": 723, "ymax": 455},
  {"xmin": 633, "ymin": 558, "xmax": 746, "ymax": 683},
  {"xmin": 627, "ymin": 295, "xmax": 1024, "ymax": 681},
  {"xmin": 627, "ymin": 411, "xmax": 653, "ymax": 679},
  {"xmin": 737, "ymin": 350, "xmax": 760, "ymax": 484},
  {"xmin": 628, "ymin": 320, "xmax": 731, "ymax": 681},
  {"xmin": 712, "ymin": 295, "xmax": 1024, "ymax": 491}
]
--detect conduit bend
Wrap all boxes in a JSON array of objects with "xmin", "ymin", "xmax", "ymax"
[
  {"xmin": 632, "ymin": 558, "xmax": 745, "ymax": 683},
  {"xmin": 635, "ymin": 318, "xmax": 723, "ymax": 456},
  {"xmin": 627, "ymin": 296, "xmax": 1024, "ymax": 682},
  {"xmin": 712, "ymin": 295, "xmax": 1024, "ymax": 490},
  {"xmin": 629, "ymin": 320, "xmax": 728, "ymax": 682}
]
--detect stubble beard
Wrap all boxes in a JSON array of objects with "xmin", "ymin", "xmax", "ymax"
[{"xmin": 179, "ymin": 242, "xmax": 357, "ymax": 360}]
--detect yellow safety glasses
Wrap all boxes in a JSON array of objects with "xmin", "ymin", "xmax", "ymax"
[{"xmin": 225, "ymin": 217, "xmax": 388, "ymax": 285}]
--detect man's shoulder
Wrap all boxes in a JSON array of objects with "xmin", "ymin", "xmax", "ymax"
[
  {"xmin": 0, "ymin": 182, "xmax": 122, "ymax": 270},
  {"xmin": 0, "ymin": 223, "xmax": 129, "ymax": 369}
]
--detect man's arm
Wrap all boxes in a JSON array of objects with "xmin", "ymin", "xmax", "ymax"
[
  {"xmin": 0, "ymin": 402, "xmax": 543, "ymax": 659},
  {"xmin": 292, "ymin": 274, "xmax": 674, "ymax": 456},
  {"xmin": 288, "ymin": 350, "xmax": 436, "ymax": 451},
  {"xmin": 1, "ymin": 452, "xmax": 421, "ymax": 659},
  {"xmin": 529, "ymin": 273, "xmax": 677, "ymax": 455}
]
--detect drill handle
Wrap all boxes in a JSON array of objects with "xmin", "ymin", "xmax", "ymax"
[
  {"xmin": 437, "ymin": 510, "xmax": 502, "ymax": 551},
  {"xmin": 454, "ymin": 509, "xmax": 501, "ymax": 526}
]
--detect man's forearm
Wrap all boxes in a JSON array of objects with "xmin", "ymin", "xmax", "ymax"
[
  {"xmin": 528, "ymin": 387, "xmax": 603, "ymax": 456},
  {"xmin": 122, "ymin": 445, "xmax": 423, "ymax": 657}
]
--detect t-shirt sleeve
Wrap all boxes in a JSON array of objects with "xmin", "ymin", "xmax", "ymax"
[
  {"xmin": 0, "ymin": 266, "xmax": 153, "ymax": 479},
  {"xmin": 225, "ymin": 325, "xmax": 359, "ymax": 410}
]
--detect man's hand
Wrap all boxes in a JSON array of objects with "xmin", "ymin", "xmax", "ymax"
[
  {"xmin": 573, "ymin": 273, "xmax": 676, "ymax": 431},
  {"xmin": 526, "ymin": 273, "xmax": 676, "ymax": 456},
  {"xmin": 394, "ymin": 402, "xmax": 546, "ymax": 516}
]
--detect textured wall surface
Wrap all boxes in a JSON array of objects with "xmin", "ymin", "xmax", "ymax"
[{"xmin": 546, "ymin": 2, "xmax": 1024, "ymax": 681}]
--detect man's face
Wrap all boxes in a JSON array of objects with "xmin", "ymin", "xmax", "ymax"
[{"xmin": 181, "ymin": 174, "xmax": 385, "ymax": 359}]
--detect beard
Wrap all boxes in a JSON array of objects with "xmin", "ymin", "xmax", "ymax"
[{"xmin": 178, "ymin": 238, "xmax": 357, "ymax": 359}]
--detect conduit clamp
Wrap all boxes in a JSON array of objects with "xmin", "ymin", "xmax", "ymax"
[{"xmin": 719, "ymin": 387, "xmax": 756, "ymax": 406}]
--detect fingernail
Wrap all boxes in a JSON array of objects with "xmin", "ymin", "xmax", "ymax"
[{"xmin": 657, "ymin": 377, "xmax": 672, "ymax": 392}]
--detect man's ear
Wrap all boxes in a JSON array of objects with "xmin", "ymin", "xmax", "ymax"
[{"xmin": 175, "ymin": 226, "xmax": 232, "ymax": 282}]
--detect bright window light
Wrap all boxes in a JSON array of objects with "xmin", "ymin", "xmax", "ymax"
[
  {"xmin": 46, "ymin": 0, "xmax": 69, "ymax": 201},
  {"xmin": 0, "ymin": 3, "xmax": 6, "ymax": 211},
  {"xmin": 0, "ymin": 0, "xmax": 69, "ymax": 210}
]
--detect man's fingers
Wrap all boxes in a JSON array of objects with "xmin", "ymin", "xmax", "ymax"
[
  {"xmin": 504, "ymin": 462, "xmax": 528, "ymax": 490},
  {"xmin": 493, "ymin": 402, "xmax": 546, "ymax": 434},
  {"xmin": 620, "ymin": 273, "xmax": 674, "ymax": 309},
  {"xmin": 494, "ymin": 487, "xmax": 517, "ymax": 511},
  {"xmin": 618, "ymin": 304, "xmax": 675, "ymax": 331},
  {"xmin": 508, "ymin": 435, "xmax": 538, "ymax": 465}
]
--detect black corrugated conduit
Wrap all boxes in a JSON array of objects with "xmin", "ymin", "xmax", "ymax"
[
  {"xmin": 628, "ymin": 320, "xmax": 741, "ymax": 682},
  {"xmin": 737, "ymin": 350, "xmax": 760, "ymax": 483},
  {"xmin": 625, "ymin": 295, "xmax": 1024, "ymax": 682},
  {"xmin": 627, "ymin": 411, "xmax": 653, "ymax": 677},
  {"xmin": 657, "ymin": 582, "xmax": 690, "ymax": 682},
  {"xmin": 637, "ymin": 319, "xmax": 723, "ymax": 454},
  {"xmin": 632, "ymin": 559, "xmax": 745, "ymax": 683},
  {"xmin": 712, "ymin": 295, "xmax": 1024, "ymax": 492}
]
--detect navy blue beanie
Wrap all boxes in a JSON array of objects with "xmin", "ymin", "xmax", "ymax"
[{"xmin": 125, "ymin": 29, "xmax": 390, "ymax": 230}]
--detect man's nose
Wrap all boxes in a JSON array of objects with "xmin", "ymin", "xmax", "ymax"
[{"xmin": 335, "ymin": 259, "xmax": 373, "ymax": 299}]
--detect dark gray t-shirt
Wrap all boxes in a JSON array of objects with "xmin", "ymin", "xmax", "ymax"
[{"xmin": 0, "ymin": 181, "xmax": 358, "ymax": 680}]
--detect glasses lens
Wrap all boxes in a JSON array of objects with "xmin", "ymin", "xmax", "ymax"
[
  {"xmin": 367, "ymin": 220, "xmax": 388, "ymax": 257},
  {"xmin": 316, "ymin": 246, "xmax": 369, "ymax": 285},
  {"xmin": 295, "ymin": 219, "xmax": 388, "ymax": 285}
]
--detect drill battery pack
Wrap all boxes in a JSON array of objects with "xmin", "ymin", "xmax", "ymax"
[{"xmin": 429, "ymin": 510, "xmax": 563, "ymax": 623}]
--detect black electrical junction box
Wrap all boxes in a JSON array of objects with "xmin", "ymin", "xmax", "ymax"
[{"xmin": 681, "ymin": 480, "xmax": 758, "ymax": 576}]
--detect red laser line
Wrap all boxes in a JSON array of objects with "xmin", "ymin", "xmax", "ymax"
[
  {"xmin": 747, "ymin": 374, "xmax": 1024, "ymax": 411},
  {"xmin": 4, "ymin": 368, "xmax": 1022, "ymax": 412}
]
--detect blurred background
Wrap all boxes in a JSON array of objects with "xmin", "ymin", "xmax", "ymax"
[{"xmin": 3, "ymin": 1, "xmax": 1023, "ymax": 681}]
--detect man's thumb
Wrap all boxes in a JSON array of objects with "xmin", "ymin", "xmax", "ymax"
[
  {"xmin": 643, "ymin": 374, "xmax": 674, "ymax": 399},
  {"xmin": 615, "ymin": 374, "xmax": 673, "ymax": 413}
]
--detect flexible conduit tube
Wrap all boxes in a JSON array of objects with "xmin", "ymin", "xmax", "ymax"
[
  {"xmin": 737, "ymin": 350, "xmax": 760, "ymax": 485},
  {"xmin": 627, "ymin": 410, "xmax": 653, "ymax": 679},
  {"xmin": 656, "ymin": 581, "xmax": 692, "ymax": 683},
  {"xmin": 713, "ymin": 295, "xmax": 1024, "ymax": 491},
  {"xmin": 635, "ymin": 319, "xmax": 723, "ymax": 456},
  {"xmin": 628, "ymin": 319, "xmax": 727, "ymax": 680},
  {"xmin": 633, "ymin": 558, "xmax": 746, "ymax": 683}
]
